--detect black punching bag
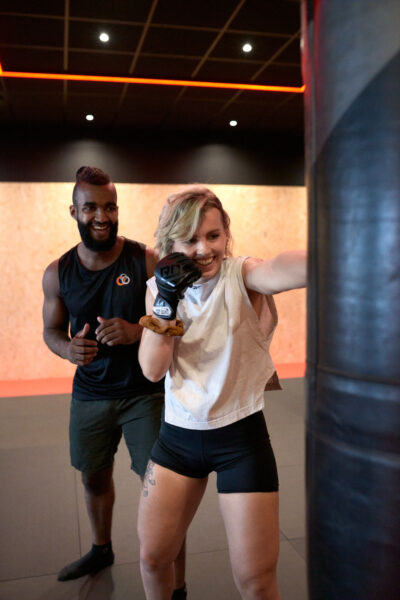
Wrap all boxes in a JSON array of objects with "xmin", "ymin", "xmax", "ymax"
[{"xmin": 301, "ymin": 1, "xmax": 400, "ymax": 598}]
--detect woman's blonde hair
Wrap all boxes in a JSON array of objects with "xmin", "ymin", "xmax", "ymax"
[{"xmin": 155, "ymin": 185, "xmax": 232, "ymax": 258}]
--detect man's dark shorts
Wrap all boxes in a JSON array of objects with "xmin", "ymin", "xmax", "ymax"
[{"xmin": 70, "ymin": 392, "xmax": 164, "ymax": 477}]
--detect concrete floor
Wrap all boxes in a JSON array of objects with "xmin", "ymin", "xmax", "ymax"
[{"xmin": 0, "ymin": 378, "xmax": 307, "ymax": 599}]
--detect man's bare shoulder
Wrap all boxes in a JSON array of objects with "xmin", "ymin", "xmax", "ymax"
[
  {"xmin": 42, "ymin": 258, "xmax": 60, "ymax": 294},
  {"xmin": 145, "ymin": 246, "xmax": 159, "ymax": 279}
]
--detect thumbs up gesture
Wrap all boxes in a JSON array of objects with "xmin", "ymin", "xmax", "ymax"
[{"xmin": 67, "ymin": 323, "xmax": 98, "ymax": 365}]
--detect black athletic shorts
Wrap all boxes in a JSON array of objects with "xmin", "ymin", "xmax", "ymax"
[{"xmin": 150, "ymin": 410, "xmax": 279, "ymax": 493}]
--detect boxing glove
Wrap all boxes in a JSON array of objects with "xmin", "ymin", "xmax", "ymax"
[{"xmin": 153, "ymin": 252, "xmax": 201, "ymax": 320}]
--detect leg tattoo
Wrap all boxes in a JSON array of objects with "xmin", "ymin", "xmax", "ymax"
[{"xmin": 142, "ymin": 460, "xmax": 156, "ymax": 497}]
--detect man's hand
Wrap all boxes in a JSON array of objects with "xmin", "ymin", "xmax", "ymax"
[
  {"xmin": 66, "ymin": 323, "xmax": 98, "ymax": 365},
  {"xmin": 153, "ymin": 252, "xmax": 201, "ymax": 320},
  {"xmin": 95, "ymin": 316, "xmax": 142, "ymax": 346}
]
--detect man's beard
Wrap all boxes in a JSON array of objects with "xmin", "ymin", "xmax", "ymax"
[{"xmin": 77, "ymin": 219, "xmax": 118, "ymax": 251}]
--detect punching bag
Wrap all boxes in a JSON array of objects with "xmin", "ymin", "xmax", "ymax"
[{"xmin": 302, "ymin": 1, "xmax": 400, "ymax": 598}]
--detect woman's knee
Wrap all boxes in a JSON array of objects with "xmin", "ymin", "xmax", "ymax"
[
  {"xmin": 139, "ymin": 548, "xmax": 161, "ymax": 574},
  {"xmin": 233, "ymin": 562, "xmax": 279, "ymax": 599},
  {"xmin": 139, "ymin": 545, "xmax": 175, "ymax": 574}
]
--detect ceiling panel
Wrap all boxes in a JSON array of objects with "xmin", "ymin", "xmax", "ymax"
[
  {"xmin": 255, "ymin": 64, "xmax": 302, "ymax": 86},
  {"xmin": 3, "ymin": 78, "xmax": 64, "ymax": 94},
  {"xmin": 153, "ymin": 0, "xmax": 241, "ymax": 28},
  {"xmin": 196, "ymin": 59, "xmax": 261, "ymax": 83},
  {"xmin": 142, "ymin": 27, "xmax": 216, "ymax": 56},
  {"xmin": 12, "ymin": 92, "xmax": 64, "ymax": 123},
  {"xmin": 0, "ymin": 0, "xmax": 304, "ymax": 136},
  {"xmin": 0, "ymin": 1, "xmax": 65, "ymax": 16},
  {"xmin": 171, "ymin": 86, "xmax": 236, "ymax": 102},
  {"xmin": 230, "ymin": 0, "xmax": 301, "ymax": 33},
  {"xmin": 69, "ymin": 0, "xmax": 154, "ymax": 22},
  {"xmin": 0, "ymin": 15, "xmax": 64, "ymax": 46},
  {"xmin": 65, "ymin": 80, "xmax": 125, "ymax": 95},
  {"xmin": 0, "ymin": 47, "xmax": 63, "ymax": 72},
  {"xmin": 134, "ymin": 55, "xmax": 199, "ymax": 79},
  {"xmin": 210, "ymin": 32, "xmax": 288, "ymax": 62},
  {"xmin": 68, "ymin": 50, "xmax": 133, "ymax": 75},
  {"xmin": 275, "ymin": 37, "xmax": 301, "ymax": 63},
  {"xmin": 123, "ymin": 83, "xmax": 180, "ymax": 102},
  {"xmin": 68, "ymin": 21, "xmax": 143, "ymax": 53}
]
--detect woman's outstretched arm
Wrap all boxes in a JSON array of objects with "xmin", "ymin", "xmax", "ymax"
[{"xmin": 243, "ymin": 250, "xmax": 307, "ymax": 295}]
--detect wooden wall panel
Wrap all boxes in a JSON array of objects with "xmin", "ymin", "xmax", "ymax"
[{"xmin": 0, "ymin": 183, "xmax": 306, "ymax": 381}]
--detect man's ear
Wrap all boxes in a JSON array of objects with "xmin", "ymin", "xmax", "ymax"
[{"xmin": 70, "ymin": 204, "xmax": 77, "ymax": 220}]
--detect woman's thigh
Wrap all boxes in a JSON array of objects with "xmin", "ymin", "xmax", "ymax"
[
  {"xmin": 218, "ymin": 492, "xmax": 280, "ymax": 580},
  {"xmin": 138, "ymin": 460, "xmax": 208, "ymax": 562}
]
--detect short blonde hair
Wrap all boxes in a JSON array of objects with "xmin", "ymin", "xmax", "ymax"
[{"xmin": 155, "ymin": 185, "xmax": 232, "ymax": 258}]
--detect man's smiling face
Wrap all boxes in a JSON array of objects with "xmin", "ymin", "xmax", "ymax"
[{"xmin": 71, "ymin": 181, "xmax": 119, "ymax": 252}]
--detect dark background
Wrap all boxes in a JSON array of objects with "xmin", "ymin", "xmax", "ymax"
[{"xmin": 0, "ymin": 0, "xmax": 304, "ymax": 183}]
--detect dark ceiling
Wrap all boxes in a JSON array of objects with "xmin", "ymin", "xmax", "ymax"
[{"xmin": 0, "ymin": 0, "xmax": 304, "ymax": 137}]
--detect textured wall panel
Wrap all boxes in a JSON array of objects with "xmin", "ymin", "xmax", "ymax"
[{"xmin": 0, "ymin": 183, "xmax": 306, "ymax": 380}]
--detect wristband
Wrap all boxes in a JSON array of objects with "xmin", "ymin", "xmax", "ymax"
[{"xmin": 139, "ymin": 315, "xmax": 184, "ymax": 337}]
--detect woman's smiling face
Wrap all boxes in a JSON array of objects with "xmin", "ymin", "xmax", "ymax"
[{"xmin": 172, "ymin": 207, "xmax": 228, "ymax": 281}]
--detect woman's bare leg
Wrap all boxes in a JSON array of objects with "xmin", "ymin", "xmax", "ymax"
[
  {"xmin": 138, "ymin": 461, "xmax": 208, "ymax": 600},
  {"xmin": 219, "ymin": 492, "xmax": 281, "ymax": 600}
]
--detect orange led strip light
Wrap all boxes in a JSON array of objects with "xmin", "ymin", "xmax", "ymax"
[{"xmin": 0, "ymin": 62, "xmax": 304, "ymax": 93}]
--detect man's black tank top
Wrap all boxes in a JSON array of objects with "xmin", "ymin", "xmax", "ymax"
[{"xmin": 58, "ymin": 239, "xmax": 163, "ymax": 400}]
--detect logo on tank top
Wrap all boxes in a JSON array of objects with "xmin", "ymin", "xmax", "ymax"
[{"xmin": 116, "ymin": 273, "xmax": 131, "ymax": 286}]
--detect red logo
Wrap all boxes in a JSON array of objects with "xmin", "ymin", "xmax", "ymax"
[{"xmin": 116, "ymin": 273, "xmax": 131, "ymax": 286}]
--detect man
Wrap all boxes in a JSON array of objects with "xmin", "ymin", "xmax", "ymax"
[{"xmin": 42, "ymin": 167, "xmax": 186, "ymax": 598}]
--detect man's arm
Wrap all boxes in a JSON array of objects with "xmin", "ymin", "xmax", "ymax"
[
  {"xmin": 42, "ymin": 260, "xmax": 98, "ymax": 365},
  {"xmin": 243, "ymin": 251, "xmax": 307, "ymax": 295}
]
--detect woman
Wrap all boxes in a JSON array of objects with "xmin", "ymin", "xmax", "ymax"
[{"xmin": 138, "ymin": 185, "xmax": 306, "ymax": 600}]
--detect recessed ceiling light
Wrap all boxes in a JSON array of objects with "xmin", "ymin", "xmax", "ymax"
[
  {"xmin": 229, "ymin": 120, "xmax": 238, "ymax": 127},
  {"xmin": 86, "ymin": 114, "xmax": 94, "ymax": 121},
  {"xmin": 242, "ymin": 43, "xmax": 253, "ymax": 53},
  {"xmin": 99, "ymin": 32, "xmax": 110, "ymax": 43}
]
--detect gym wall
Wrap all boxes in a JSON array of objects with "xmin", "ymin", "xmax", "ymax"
[{"xmin": 0, "ymin": 182, "xmax": 306, "ymax": 382}]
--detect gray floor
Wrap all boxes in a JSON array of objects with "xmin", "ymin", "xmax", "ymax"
[{"xmin": 0, "ymin": 378, "xmax": 307, "ymax": 600}]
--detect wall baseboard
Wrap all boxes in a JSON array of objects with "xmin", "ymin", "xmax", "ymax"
[{"xmin": 0, "ymin": 364, "xmax": 306, "ymax": 398}]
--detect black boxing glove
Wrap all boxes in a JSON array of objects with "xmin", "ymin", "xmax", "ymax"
[{"xmin": 153, "ymin": 252, "xmax": 201, "ymax": 320}]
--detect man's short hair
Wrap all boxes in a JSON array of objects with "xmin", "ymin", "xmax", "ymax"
[{"xmin": 72, "ymin": 166, "xmax": 112, "ymax": 205}]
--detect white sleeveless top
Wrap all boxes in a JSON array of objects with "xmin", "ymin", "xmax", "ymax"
[{"xmin": 147, "ymin": 256, "xmax": 278, "ymax": 430}]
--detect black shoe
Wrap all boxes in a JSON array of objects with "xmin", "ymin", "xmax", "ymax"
[
  {"xmin": 172, "ymin": 584, "xmax": 187, "ymax": 599},
  {"xmin": 57, "ymin": 545, "xmax": 114, "ymax": 581}
]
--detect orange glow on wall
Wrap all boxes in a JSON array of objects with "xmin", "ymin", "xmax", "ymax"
[
  {"xmin": 0, "ymin": 182, "xmax": 306, "ymax": 386},
  {"xmin": 0, "ymin": 62, "xmax": 305, "ymax": 93}
]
